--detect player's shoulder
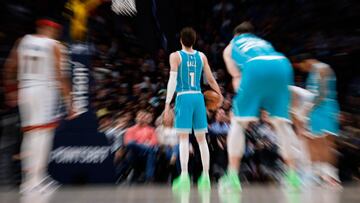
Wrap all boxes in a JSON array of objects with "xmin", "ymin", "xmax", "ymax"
[
  {"xmin": 170, "ymin": 51, "xmax": 180, "ymax": 56},
  {"xmin": 170, "ymin": 51, "xmax": 182, "ymax": 61},
  {"xmin": 17, "ymin": 34, "xmax": 33, "ymax": 45},
  {"xmin": 15, "ymin": 36, "xmax": 25, "ymax": 46},
  {"xmin": 314, "ymin": 62, "xmax": 332, "ymax": 76},
  {"xmin": 197, "ymin": 51, "xmax": 207, "ymax": 60}
]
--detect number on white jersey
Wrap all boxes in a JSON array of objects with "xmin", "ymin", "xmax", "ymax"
[{"xmin": 22, "ymin": 56, "xmax": 42, "ymax": 74}]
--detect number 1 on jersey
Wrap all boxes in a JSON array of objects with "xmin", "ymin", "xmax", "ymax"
[{"xmin": 189, "ymin": 72, "xmax": 195, "ymax": 87}]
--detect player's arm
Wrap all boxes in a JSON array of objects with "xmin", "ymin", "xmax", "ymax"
[
  {"xmin": 201, "ymin": 52, "xmax": 222, "ymax": 98},
  {"xmin": 164, "ymin": 52, "xmax": 180, "ymax": 117},
  {"xmin": 223, "ymin": 43, "xmax": 241, "ymax": 92},
  {"xmin": 4, "ymin": 40, "xmax": 20, "ymax": 88},
  {"xmin": 54, "ymin": 43, "xmax": 72, "ymax": 117},
  {"xmin": 3, "ymin": 39, "xmax": 21, "ymax": 106},
  {"xmin": 312, "ymin": 68, "xmax": 329, "ymax": 107},
  {"xmin": 289, "ymin": 86, "xmax": 300, "ymax": 115},
  {"xmin": 305, "ymin": 68, "xmax": 329, "ymax": 114}
]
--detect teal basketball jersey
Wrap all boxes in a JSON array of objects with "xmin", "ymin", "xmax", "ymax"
[
  {"xmin": 231, "ymin": 33, "xmax": 283, "ymax": 69},
  {"xmin": 176, "ymin": 50, "xmax": 203, "ymax": 92},
  {"xmin": 306, "ymin": 62, "xmax": 339, "ymax": 136},
  {"xmin": 306, "ymin": 63, "xmax": 337, "ymax": 100}
]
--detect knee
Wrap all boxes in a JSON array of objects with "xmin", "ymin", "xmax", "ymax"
[
  {"xmin": 195, "ymin": 133, "xmax": 206, "ymax": 143},
  {"xmin": 179, "ymin": 133, "xmax": 188, "ymax": 140}
]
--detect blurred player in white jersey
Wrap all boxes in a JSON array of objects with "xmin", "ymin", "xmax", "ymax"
[{"xmin": 4, "ymin": 18, "xmax": 72, "ymax": 193}]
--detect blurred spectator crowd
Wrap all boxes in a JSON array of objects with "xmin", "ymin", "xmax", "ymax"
[
  {"xmin": 0, "ymin": 0, "xmax": 360, "ymax": 185},
  {"xmin": 87, "ymin": 0, "xmax": 360, "ymax": 184}
]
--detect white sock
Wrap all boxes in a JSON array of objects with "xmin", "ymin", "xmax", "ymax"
[
  {"xmin": 196, "ymin": 135, "xmax": 210, "ymax": 175},
  {"xmin": 179, "ymin": 136, "xmax": 189, "ymax": 175}
]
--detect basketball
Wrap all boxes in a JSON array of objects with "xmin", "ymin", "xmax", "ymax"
[{"xmin": 204, "ymin": 90, "xmax": 222, "ymax": 110}]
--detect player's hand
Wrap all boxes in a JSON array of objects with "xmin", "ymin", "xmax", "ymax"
[{"xmin": 163, "ymin": 105, "xmax": 173, "ymax": 127}]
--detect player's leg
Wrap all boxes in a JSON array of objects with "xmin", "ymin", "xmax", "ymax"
[
  {"xmin": 31, "ymin": 128, "xmax": 56, "ymax": 191},
  {"xmin": 172, "ymin": 94, "xmax": 192, "ymax": 191},
  {"xmin": 18, "ymin": 87, "xmax": 33, "ymax": 192},
  {"xmin": 178, "ymin": 133, "xmax": 190, "ymax": 175},
  {"xmin": 18, "ymin": 87, "xmax": 46, "ymax": 192},
  {"xmin": 173, "ymin": 132, "xmax": 191, "ymax": 190},
  {"xmin": 219, "ymin": 73, "xmax": 261, "ymax": 193},
  {"xmin": 264, "ymin": 59, "xmax": 302, "ymax": 189},
  {"xmin": 193, "ymin": 93, "xmax": 210, "ymax": 190},
  {"xmin": 194, "ymin": 133, "xmax": 210, "ymax": 190},
  {"xmin": 19, "ymin": 86, "xmax": 52, "ymax": 192},
  {"xmin": 20, "ymin": 86, "xmax": 59, "ymax": 193},
  {"xmin": 319, "ymin": 135, "xmax": 340, "ymax": 186},
  {"xmin": 290, "ymin": 85, "xmax": 324, "ymax": 185},
  {"xmin": 308, "ymin": 100, "xmax": 340, "ymax": 186},
  {"xmin": 219, "ymin": 118, "xmax": 248, "ymax": 192},
  {"xmin": 271, "ymin": 118, "xmax": 302, "ymax": 188}
]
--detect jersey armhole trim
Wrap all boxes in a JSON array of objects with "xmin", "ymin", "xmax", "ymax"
[
  {"xmin": 177, "ymin": 51, "xmax": 182, "ymax": 64},
  {"xmin": 198, "ymin": 51, "xmax": 204, "ymax": 68}
]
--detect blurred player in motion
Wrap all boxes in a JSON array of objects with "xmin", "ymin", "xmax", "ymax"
[
  {"xmin": 164, "ymin": 27, "xmax": 222, "ymax": 191},
  {"xmin": 220, "ymin": 22, "xmax": 301, "ymax": 192},
  {"xmin": 4, "ymin": 18, "xmax": 72, "ymax": 193},
  {"xmin": 292, "ymin": 56, "xmax": 340, "ymax": 186}
]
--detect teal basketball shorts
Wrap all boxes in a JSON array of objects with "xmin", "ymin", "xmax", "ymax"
[
  {"xmin": 232, "ymin": 57, "xmax": 293, "ymax": 121},
  {"xmin": 174, "ymin": 91, "xmax": 208, "ymax": 134}
]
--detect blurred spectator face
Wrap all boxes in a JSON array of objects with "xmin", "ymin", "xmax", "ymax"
[
  {"xmin": 162, "ymin": 67, "xmax": 169, "ymax": 78},
  {"xmin": 132, "ymin": 84, "xmax": 142, "ymax": 96},
  {"xmin": 157, "ymin": 49, "xmax": 166, "ymax": 61},
  {"xmin": 98, "ymin": 44, "xmax": 109, "ymax": 54},
  {"xmin": 215, "ymin": 109, "xmax": 227, "ymax": 122},
  {"xmin": 138, "ymin": 58, "xmax": 144, "ymax": 66},
  {"xmin": 158, "ymin": 62, "xmax": 166, "ymax": 71},
  {"xmin": 115, "ymin": 114, "xmax": 132, "ymax": 129},
  {"xmin": 119, "ymin": 85, "xmax": 129, "ymax": 95},
  {"xmin": 222, "ymin": 98, "xmax": 232, "ymax": 111},
  {"xmin": 99, "ymin": 116, "xmax": 112, "ymax": 130},
  {"xmin": 339, "ymin": 112, "xmax": 351, "ymax": 126},
  {"xmin": 135, "ymin": 111, "xmax": 153, "ymax": 125},
  {"xmin": 141, "ymin": 63, "xmax": 150, "ymax": 73},
  {"xmin": 216, "ymin": 69, "xmax": 226, "ymax": 81}
]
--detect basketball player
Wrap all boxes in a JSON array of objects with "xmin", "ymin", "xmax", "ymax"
[
  {"xmin": 220, "ymin": 22, "xmax": 301, "ymax": 192},
  {"xmin": 4, "ymin": 18, "xmax": 72, "ymax": 193},
  {"xmin": 164, "ymin": 27, "xmax": 222, "ymax": 191},
  {"xmin": 292, "ymin": 56, "xmax": 340, "ymax": 186}
]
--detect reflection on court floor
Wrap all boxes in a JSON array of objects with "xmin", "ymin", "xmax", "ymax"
[{"xmin": 0, "ymin": 185, "xmax": 357, "ymax": 203}]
